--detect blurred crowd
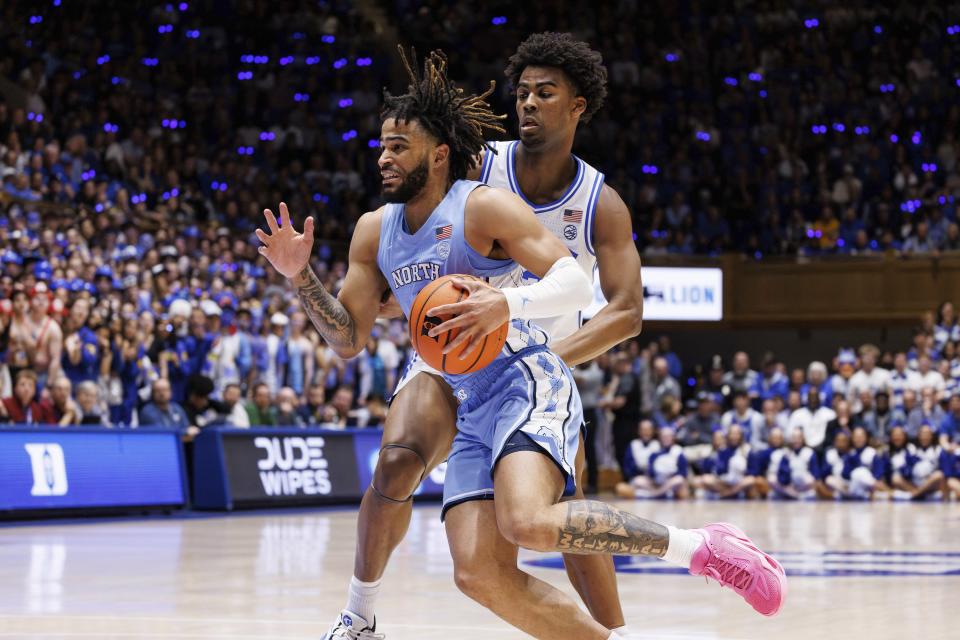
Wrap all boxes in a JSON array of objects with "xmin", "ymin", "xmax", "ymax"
[
  {"xmin": 2, "ymin": 0, "xmax": 960, "ymax": 487},
  {"xmin": 400, "ymin": 1, "xmax": 960, "ymax": 257},
  {"xmin": 602, "ymin": 303, "xmax": 960, "ymax": 501}
]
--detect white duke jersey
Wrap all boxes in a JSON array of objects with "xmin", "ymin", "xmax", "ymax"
[{"xmin": 479, "ymin": 139, "xmax": 605, "ymax": 342}]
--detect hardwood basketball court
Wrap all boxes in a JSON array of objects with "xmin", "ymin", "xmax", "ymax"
[{"xmin": 1, "ymin": 500, "xmax": 956, "ymax": 639}]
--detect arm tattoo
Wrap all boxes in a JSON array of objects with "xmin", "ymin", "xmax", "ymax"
[
  {"xmin": 557, "ymin": 501, "xmax": 669, "ymax": 557},
  {"xmin": 293, "ymin": 264, "xmax": 358, "ymax": 352}
]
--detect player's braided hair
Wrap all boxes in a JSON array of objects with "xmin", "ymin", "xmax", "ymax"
[
  {"xmin": 382, "ymin": 46, "xmax": 505, "ymax": 181},
  {"xmin": 504, "ymin": 32, "xmax": 608, "ymax": 123}
]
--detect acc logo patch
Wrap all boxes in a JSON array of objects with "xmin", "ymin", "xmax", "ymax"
[
  {"xmin": 437, "ymin": 241, "xmax": 450, "ymax": 260},
  {"xmin": 563, "ymin": 224, "xmax": 578, "ymax": 241}
]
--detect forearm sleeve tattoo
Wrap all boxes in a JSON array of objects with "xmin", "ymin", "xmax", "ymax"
[
  {"xmin": 293, "ymin": 264, "xmax": 358, "ymax": 352},
  {"xmin": 557, "ymin": 501, "xmax": 669, "ymax": 556}
]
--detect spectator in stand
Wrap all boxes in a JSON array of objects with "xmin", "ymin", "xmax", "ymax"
[
  {"xmin": 245, "ymin": 382, "xmax": 277, "ymax": 427},
  {"xmin": 721, "ymin": 390, "xmax": 765, "ymax": 448},
  {"xmin": 358, "ymin": 394, "xmax": 388, "ymax": 428},
  {"xmin": 825, "ymin": 427, "xmax": 888, "ymax": 501},
  {"xmin": 676, "ymin": 391, "xmax": 719, "ymax": 469},
  {"xmin": 48, "ymin": 376, "xmax": 77, "ymax": 426},
  {"xmin": 916, "ymin": 354, "xmax": 946, "ymax": 399},
  {"xmin": 823, "ymin": 399, "xmax": 860, "ymax": 455},
  {"xmin": 138, "ymin": 378, "xmax": 189, "ymax": 430},
  {"xmin": 701, "ymin": 355, "xmax": 728, "ymax": 405},
  {"xmin": 184, "ymin": 375, "xmax": 227, "ymax": 429},
  {"xmin": 754, "ymin": 354, "xmax": 788, "ymax": 403},
  {"xmin": 203, "ymin": 300, "xmax": 248, "ymax": 400},
  {"xmin": 789, "ymin": 387, "xmax": 838, "ymax": 454},
  {"xmin": 0, "ymin": 369, "xmax": 56, "ymax": 424},
  {"xmin": 889, "ymin": 352, "xmax": 922, "ymax": 409},
  {"xmin": 326, "ymin": 385, "xmax": 356, "ymax": 429},
  {"xmin": 829, "ymin": 349, "xmax": 858, "ymax": 404},
  {"xmin": 694, "ymin": 425, "xmax": 754, "ymax": 499},
  {"xmin": 746, "ymin": 427, "xmax": 785, "ymax": 499},
  {"xmin": 60, "ymin": 298, "xmax": 98, "ymax": 386},
  {"xmin": 617, "ymin": 425, "xmax": 689, "ymax": 500},
  {"xmin": 298, "ymin": 383, "xmax": 329, "ymax": 427},
  {"xmin": 273, "ymin": 387, "xmax": 305, "ymax": 427},
  {"xmin": 782, "ymin": 390, "xmax": 803, "ymax": 424},
  {"xmin": 940, "ymin": 393, "xmax": 960, "ymax": 452},
  {"xmin": 284, "ymin": 312, "xmax": 315, "ymax": 397},
  {"xmin": 767, "ymin": 429, "xmax": 820, "ymax": 500},
  {"xmin": 907, "ymin": 387, "xmax": 945, "ymax": 440},
  {"xmin": 607, "ymin": 353, "xmax": 642, "ymax": 471},
  {"xmin": 74, "ymin": 380, "xmax": 108, "ymax": 426},
  {"xmin": 25, "ymin": 282, "xmax": 63, "ymax": 389},
  {"xmin": 860, "ymin": 391, "xmax": 898, "ymax": 443},
  {"xmin": 847, "ymin": 345, "xmax": 890, "ymax": 412},
  {"xmin": 263, "ymin": 313, "xmax": 290, "ymax": 397},
  {"xmin": 221, "ymin": 383, "xmax": 250, "ymax": 428},
  {"xmin": 652, "ymin": 395, "xmax": 685, "ymax": 432},
  {"xmin": 650, "ymin": 356, "xmax": 680, "ymax": 408},
  {"xmin": 906, "ymin": 328, "xmax": 937, "ymax": 370},
  {"xmin": 934, "ymin": 302, "xmax": 960, "ymax": 352},
  {"xmin": 657, "ymin": 335, "xmax": 683, "ymax": 381},
  {"xmin": 573, "ymin": 357, "xmax": 605, "ymax": 493},
  {"xmin": 760, "ymin": 398, "xmax": 789, "ymax": 435},
  {"xmin": 902, "ymin": 221, "xmax": 938, "ymax": 254},
  {"xmin": 358, "ymin": 336, "xmax": 387, "ymax": 405},
  {"xmin": 722, "ymin": 351, "xmax": 758, "ymax": 399},
  {"xmin": 616, "ymin": 420, "xmax": 659, "ymax": 491},
  {"xmin": 890, "ymin": 425, "xmax": 946, "ymax": 501},
  {"xmin": 801, "ymin": 361, "xmax": 833, "ymax": 407}
]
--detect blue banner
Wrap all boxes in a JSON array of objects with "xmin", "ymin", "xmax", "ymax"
[{"xmin": 0, "ymin": 428, "xmax": 186, "ymax": 511}]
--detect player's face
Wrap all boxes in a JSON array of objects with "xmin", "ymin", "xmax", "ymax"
[
  {"xmin": 515, "ymin": 66, "xmax": 585, "ymax": 149},
  {"xmin": 378, "ymin": 118, "xmax": 432, "ymax": 203}
]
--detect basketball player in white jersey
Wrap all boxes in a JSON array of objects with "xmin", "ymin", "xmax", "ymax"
[{"xmin": 322, "ymin": 34, "xmax": 641, "ymax": 639}]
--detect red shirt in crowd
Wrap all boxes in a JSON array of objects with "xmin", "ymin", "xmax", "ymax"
[{"xmin": 2, "ymin": 396, "xmax": 58, "ymax": 425}]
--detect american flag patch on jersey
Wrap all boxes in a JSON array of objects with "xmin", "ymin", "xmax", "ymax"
[
  {"xmin": 435, "ymin": 224, "xmax": 452, "ymax": 240},
  {"xmin": 562, "ymin": 209, "xmax": 583, "ymax": 223}
]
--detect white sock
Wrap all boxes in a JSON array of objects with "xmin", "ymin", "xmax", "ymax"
[
  {"xmin": 661, "ymin": 526, "xmax": 704, "ymax": 569},
  {"xmin": 345, "ymin": 576, "xmax": 381, "ymax": 624}
]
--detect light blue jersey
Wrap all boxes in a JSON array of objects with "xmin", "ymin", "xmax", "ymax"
[{"xmin": 375, "ymin": 179, "xmax": 582, "ymax": 518}]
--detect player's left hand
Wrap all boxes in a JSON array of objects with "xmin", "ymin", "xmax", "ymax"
[{"xmin": 427, "ymin": 278, "xmax": 509, "ymax": 355}]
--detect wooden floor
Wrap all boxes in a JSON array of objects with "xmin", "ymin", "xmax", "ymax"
[{"xmin": 1, "ymin": 499, "xmax": 958, "ymax": 639}]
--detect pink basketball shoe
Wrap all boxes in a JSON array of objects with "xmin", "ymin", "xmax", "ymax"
[{"xmin": 689, "ymin": 522, "xmax": 787, "ymax": 617}]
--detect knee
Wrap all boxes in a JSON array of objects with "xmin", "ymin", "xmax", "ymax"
[
  {"xmin": 373, "ymin": 445, "xmax": 427, "ymax": 498},
  {"xmin": 453, "ymin": 561, "xmax": 499, "ymax": 607},
  {"xmin": 497, "ymin": 510, "xmax": 553, "ymax": 551}
]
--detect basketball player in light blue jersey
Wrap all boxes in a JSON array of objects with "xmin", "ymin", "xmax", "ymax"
[{"xmin": 258, "ymin": 48, "xmax": 786, "ymax": 640}]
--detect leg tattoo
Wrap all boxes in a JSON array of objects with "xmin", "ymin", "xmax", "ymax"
[{"xmin": 557, "ymin": 501, "xmax": 669, "ymax": 556}]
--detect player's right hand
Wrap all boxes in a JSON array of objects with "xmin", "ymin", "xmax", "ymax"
[{"xmin": 256, "ymin": 202, "xmax": 316, "ymax": 279}]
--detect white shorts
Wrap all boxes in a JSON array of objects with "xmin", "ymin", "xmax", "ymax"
[{"xmin": 392, "ymin": 352, "xmax": 442, "ymax": 399}]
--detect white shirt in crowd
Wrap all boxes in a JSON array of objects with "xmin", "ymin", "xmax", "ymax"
[
  {"xmin": 918, "ymin": 370, "xmax": 946, "ymax": 395},
  {"xmin": 847, "ymin": 367, "xmax": 891, "ymax": 412},
  {"xmin": 721, "ymin": 408, "xmax": 766, "ymax": 448},
  {"xmin": 630, "ymin": 438, "xmax": 661, "ymax": 477},
  {"xmin": 888, "ymin": 369, "xmax": 922, "ymax": 407},
  {"xmin": 788, "ymin": 406, "xmax": 837, "ymax": 450}
]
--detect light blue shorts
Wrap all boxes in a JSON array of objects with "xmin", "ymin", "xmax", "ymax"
[{"xmin": 440, "ymin": 345, "xmax": 583, "ymax": 520}]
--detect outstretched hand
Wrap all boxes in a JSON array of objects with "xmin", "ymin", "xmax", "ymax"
[
  {"xmin": 427, "ymin": 278, "xmax": 509, "ymax": 355},
  {"xmin": 255, "ymin": 202, "xmax": 316, "ymax": 279}
]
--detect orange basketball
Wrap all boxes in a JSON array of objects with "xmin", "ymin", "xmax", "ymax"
[{"xmin": 408, "ymin": 274, "xmax": 509, "ymax": 375}]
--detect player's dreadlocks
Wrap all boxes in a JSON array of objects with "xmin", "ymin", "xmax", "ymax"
[
  {"xmin": 382, "ymin": 46, "xmax": 505, "ymax": 182},
  {"xmin": 504, "ymin": 32, "xmax": 608, "ymax": 123}
]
